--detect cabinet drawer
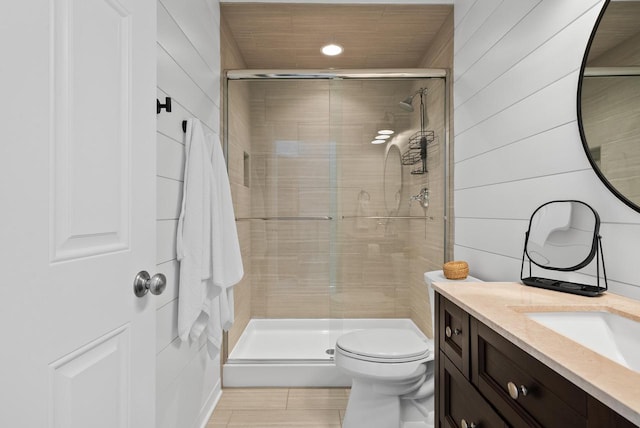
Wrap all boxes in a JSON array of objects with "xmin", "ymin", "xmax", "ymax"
[
  {"xmin": 438, "ymin": 294, "xmax": 470, "ymax": 378},
  {"xmin": 439, "ymin": 351, "xmax": 507, "ymax": 428},
  {"xmin": 471, "ymin": 319, "xmax": 587, "ymax": 428},
  {"xmin": 587, "ymin": 396, "xmax": 638, "ymax": 428}
]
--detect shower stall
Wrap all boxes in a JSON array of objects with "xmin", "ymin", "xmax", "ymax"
[{"xmin": 223, "ymin": 70, "xmax": 449, "ymax": 386}]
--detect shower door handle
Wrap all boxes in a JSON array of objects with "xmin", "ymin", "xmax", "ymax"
[{"xmin": 133, "ymin": 271, "xmax": 167, "ymax": 297}]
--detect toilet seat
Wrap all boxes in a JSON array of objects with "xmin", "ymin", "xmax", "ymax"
[{"xmin": 336, "ymin": 329, "xmax": 430, "ymax": 363}]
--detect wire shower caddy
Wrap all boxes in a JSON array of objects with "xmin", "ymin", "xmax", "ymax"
[{"xmin": 401, "ymin": 130, "xmax": 435, "ymax": 174}]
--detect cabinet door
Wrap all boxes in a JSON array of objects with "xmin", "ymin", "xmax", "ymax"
[
  {"xmin": 440, "ymin": 352, "xmax": 507, "ymax": 428},
  {"xmin": 439, "ymin": 294, "xmax": 470, "ymax": 378}
]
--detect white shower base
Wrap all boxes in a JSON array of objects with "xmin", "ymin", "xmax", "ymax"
[{"xmin": 223, "ymin": 318, "xmax": 427, "ymax": 387}]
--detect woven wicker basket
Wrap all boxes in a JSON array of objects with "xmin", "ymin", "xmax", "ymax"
[{"xmin": 443, "ymin": 261, "xmax": 469, "ymax": 280}]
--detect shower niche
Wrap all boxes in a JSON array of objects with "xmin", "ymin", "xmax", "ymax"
[{"xmin": 223, "ymin": 70, "xmax": 449, "ymax": 386}]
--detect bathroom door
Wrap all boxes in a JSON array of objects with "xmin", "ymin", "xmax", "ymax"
[{"xmin": 0, "ymin": 0, "xmax": 157, "ymax": 427}]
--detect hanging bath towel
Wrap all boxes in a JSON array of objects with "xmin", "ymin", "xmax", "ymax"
[{"xmin": 176, "ymin": 119, "xmax": 244, "ymax": 358}]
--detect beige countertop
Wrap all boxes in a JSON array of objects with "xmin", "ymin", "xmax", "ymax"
[{"xmin": 432, "ymin": 281, "xmax": 640, "ymax": 425}]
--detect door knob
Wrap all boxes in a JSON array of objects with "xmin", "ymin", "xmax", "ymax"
[{"xmin": 133, "ymin": 271, "xmax": 167, "ymax": 297}]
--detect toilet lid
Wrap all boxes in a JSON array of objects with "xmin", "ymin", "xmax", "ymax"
[{"xmin": 336, "ymin": 329, "xmax": 430, "ymax": 361}]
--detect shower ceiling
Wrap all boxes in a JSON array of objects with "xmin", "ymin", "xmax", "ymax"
[{"xmin": 220, "ymin": 3, "xmax": 452, "ymax": 69}]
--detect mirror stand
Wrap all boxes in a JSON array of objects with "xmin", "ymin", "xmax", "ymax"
[
  {"xmin": 520, "ymin": 234, "xmax": 608, "ymax": 297},
  {"xmin": 520, "ymin": 200, "xmax": 608, "ymax": 297}
]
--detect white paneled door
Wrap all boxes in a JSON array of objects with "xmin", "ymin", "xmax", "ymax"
[{"xmin": 0, "ymin": 0, "xmax": 157, "ymax": 427}]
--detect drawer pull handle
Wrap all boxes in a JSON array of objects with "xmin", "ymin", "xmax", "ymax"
[
  {"xmin": 507, "ymin": 382, "xmax": 528, "ymax": 400},
  {"xmin": 445, "ymin": 326, "xmax": 462, "ymax": 338},
  {"xmin": 461, "ymin": 419, "xmax": 477, "ymax": 428}
]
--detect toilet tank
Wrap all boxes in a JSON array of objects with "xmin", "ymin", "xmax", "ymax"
[{"xmin": 423, "ymin": 270, "xmax": 483, "ymax": 335}]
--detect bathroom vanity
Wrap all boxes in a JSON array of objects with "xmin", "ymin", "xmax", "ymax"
[{"xmin": 433, "ymin": 281, "xmax": 640, "ymax": 428}]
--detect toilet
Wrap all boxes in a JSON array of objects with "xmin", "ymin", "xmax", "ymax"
[{"xmin": 335, "ymin": 270, "xmax": 482, "ymax": 428}]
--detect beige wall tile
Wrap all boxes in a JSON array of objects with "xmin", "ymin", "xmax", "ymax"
[
  {"xmin": 266, "ymin": 289, "xmax": 331, "ymax": 319},
  {"xmin": 244, "ymin": 74, "xmax": 444, "ymax": 322},
  {"xmin": 330, "ymin": 284, "xmax": 397, "ymax": 318},
  {"xmin": 221, "ymin": 16, "xmax": 252, "ymax": 360}
]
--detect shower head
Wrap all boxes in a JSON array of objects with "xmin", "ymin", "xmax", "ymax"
[
  {"xmin": 398, "ymin": 94, "xmax": 416, "ymax": 112},
  {"xmin": 398, "ymin": 88, "xmax": 427, "ymax": 112}
]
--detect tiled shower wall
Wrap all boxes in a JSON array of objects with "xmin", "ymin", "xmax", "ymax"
[
  {"xmin": 248, "ymin": 79, "xmax": 413, "ymax": 320},
  {"xmin": 221, "ymin": 17, "xmax": 251, "ymax": 353},
  {"xmin": 241, "ymin": 78, "xmax": 446, "ymax": 328}
]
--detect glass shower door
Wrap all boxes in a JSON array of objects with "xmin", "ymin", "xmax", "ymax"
[
  {"xmin": 240, "ymin": 78, "xmax": 339, "ymax": 361},
  {"xmin": 225, "ymin": 74, "xmax": 448, "ymax": 368}
]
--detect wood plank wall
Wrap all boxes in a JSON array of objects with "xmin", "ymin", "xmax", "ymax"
[
  {"xmin": 155, "ymin": 0, "xmax": 223, "ymax": 427},
  {"xmin": 453, "ymin": 0, "xmax": 640, "ymax": 300}
]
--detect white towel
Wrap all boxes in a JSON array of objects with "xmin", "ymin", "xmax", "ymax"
[
  {"xmin": 177, "ymin": 119, "xmax": 208, "ymax": 342},
  {"xmin": 177, "ymin": 119, "xmax": 244, "ymax": 358}
]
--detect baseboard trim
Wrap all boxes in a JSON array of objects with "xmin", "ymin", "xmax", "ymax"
[{"xmin": 196, "ymin": 379, "xmax": 222, "ymax": 428}]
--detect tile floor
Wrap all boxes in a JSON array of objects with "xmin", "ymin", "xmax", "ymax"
[{"xmin": 206, "ymin": 388, "xmax": 350, "ymax": 427}]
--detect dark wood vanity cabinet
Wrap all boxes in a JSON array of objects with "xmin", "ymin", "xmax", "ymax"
[
  {"xmin": 435, "ymin": 293, "xmax": 637, "ymax": 428},
  {"xmin": 439, "ymin": 350, "xmax": 508, "ymax": 428}
]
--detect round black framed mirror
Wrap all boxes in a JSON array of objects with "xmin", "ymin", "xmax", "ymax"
[{"xmin": 577, "ymin": 0, "xmax": 640, "ymax": 212}]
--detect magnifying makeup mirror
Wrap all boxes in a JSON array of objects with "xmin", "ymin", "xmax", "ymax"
[{"xmin": 521, "ymin": 200, "xmax": 608, "ymax": 297}]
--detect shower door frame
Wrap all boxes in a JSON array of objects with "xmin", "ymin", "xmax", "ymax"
[{"xmin": 222, "ymin": 69, "xmax": 452, "ymax": 364}]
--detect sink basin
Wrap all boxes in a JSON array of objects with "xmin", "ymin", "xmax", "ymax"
[{"xmin": 525, "ymin": 311, "xmax": 640, "ymax": 372}]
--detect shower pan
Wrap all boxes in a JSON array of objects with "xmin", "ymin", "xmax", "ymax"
[{"xmin": 223, "ymin": 69, "xmax": 449, "ymax": 387}]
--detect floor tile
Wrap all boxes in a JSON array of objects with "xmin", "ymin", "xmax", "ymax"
[
  {"xmin": 227, "ymin": 409, "xmax": 342, "ymax": 427},
  {"xmin": 287, "ymin": 388, "xmax": 350, "ymax": 410},
  {"xmin": 216, "ymin": 388, "xmax": 289, "ymax": 410},
  {"xmin": 206, "ymin": 409, "xmax": 232, "ymax": 427},
  {"xmin": 206, "ymin": 387, "xmax": 349, "ymax": 427}
]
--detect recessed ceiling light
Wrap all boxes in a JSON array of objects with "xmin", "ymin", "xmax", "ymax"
[
  {"xmin": 322, "ymin": 44, "xmax": 343, "ymax": 56},
  {"xmin": 375, "ymin": 135, "xmax": 391, "ymax": 140},
  {"xmin": 371, "ymin": 139, "xmax": 386, "ymax": 144},
  {"xmin": 378, "ymin": 129, "xmax": 394, "ymax": 135}
]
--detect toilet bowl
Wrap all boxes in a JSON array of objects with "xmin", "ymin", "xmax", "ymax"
[
  {"xmin": 335, "ymin": 328, "xmax": 433, "ymax": 428},
  {"xmin": 336, "ymin": 270, "xmax": 481, "ymax": 428}
]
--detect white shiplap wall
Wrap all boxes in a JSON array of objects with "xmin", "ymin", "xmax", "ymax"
[
  {"xmin": 155, "ymin": 0, "xmax": 222, "ymax": 427},
  {"xmin": 453, "ymin": 0, "xmax": 640, "ymax": 300}
]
